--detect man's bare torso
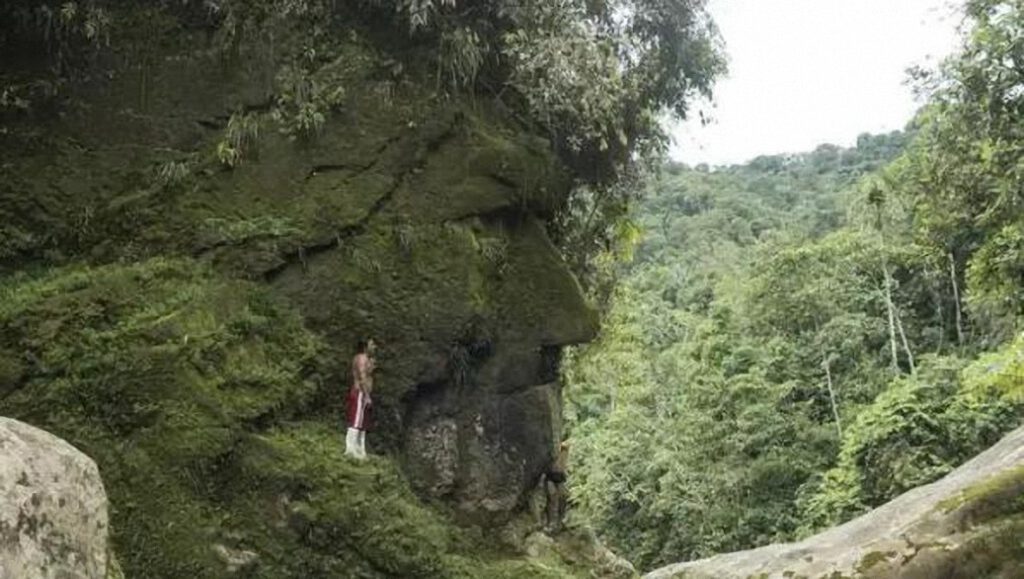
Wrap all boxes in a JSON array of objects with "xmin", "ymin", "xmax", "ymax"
[{"xmin": 352, "ymin": 353, "xmax": 374, "ymax": 393}]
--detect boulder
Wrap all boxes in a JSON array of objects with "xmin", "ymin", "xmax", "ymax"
[
  {"xmin": 0, "ymin": 417, "xmax": 110, "ymax": 579},
  {"xmin": 646, "ymin": 424, "xmax": 1024, "ymax": 579}
]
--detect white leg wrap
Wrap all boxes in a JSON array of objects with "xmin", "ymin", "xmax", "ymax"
[{"xmin": 345, "ymin": 427, "xmax": 359, "ymax": 457}]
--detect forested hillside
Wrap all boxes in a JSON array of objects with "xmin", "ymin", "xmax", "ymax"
[
  {"xmin": 564, "ymin": 133, "xmax": 932, "ymax": 568},
  {"xmin": 566, "ymin": 2, "xmax": 1024, "ymax": 568}
]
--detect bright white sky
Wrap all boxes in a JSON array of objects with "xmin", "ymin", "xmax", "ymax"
[{"xmin": 670, "ymin": 0, "xmax": 964, "ymax": 166}]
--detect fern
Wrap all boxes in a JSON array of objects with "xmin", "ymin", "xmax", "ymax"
[
  {"xmin": 155, "ymin": 161, "xmax": 192, "ymax": 189},
  {"xmin": 216, "ymin": 112, "xmax": 261, "ymax": 168},
  {"xmin": 438, "ymin": 26, "xmax": 484, "ymax": 91}
]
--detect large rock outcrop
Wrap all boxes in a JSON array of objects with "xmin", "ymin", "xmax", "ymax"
[
  {"xmin": 0, "ymin": 13, "xmax": 599, "ymax": 578},
  {"xmin": 646, "ymin": 424, "xmax": 1024, "ymax": 579},
  {"xmin": 1, "ymin": 24, "xmax": 594, "ymax": 524},
  {"xmin": 0, "ymin": 417, "xmax": 110, "ymax": 579}
]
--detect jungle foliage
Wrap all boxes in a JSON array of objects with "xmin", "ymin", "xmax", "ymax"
[
  {"xmin": 569, "ymin": 0, "xmax": 1024, "ymax": 569},
  {"xmin": 565, "ymin": 3, "xmax": 1024, "ymax": 568}
]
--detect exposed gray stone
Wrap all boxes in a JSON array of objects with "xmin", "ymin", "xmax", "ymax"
[
  {"xmin": 0, "ymin": 417, "xmax": 110, "ymax": 579},
  {"xmin": 405, "ymin": 417, "xmax": 460, "ymax": 497}
]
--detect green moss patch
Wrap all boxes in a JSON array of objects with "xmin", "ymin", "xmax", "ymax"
[
  {"xmin": 855, "ymin": 550, "xmax": 897, "ymax": 575},
  {"xmin": 938, "ymin": 465, "xmax": 1024, "ymax": 526},
  {"xmin": 0, "ymin": 258, "xmax": 322, "ymax": 576},
  {"xmin": 893, "ymin": 516, "xmax": 1024, "ymax": 579},
  {"xmin": 221, "ymin": 422, "xmax": 585, "ymax": 578}
]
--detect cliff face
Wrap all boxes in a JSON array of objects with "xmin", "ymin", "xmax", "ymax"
[{"xmin": 0, "ymin": 25, "xmax": 599, "ymax": 578}]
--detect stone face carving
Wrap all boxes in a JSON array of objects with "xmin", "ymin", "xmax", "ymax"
[
  {"xmin": 646, "ymin": 424, "xmax": 1024, "ymax": 579},
  {"xmin": 0, "ymin": 417, "xmax": 110, "ymax": 579}
]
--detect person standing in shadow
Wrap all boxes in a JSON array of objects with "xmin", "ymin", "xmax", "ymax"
[{"xmin": 544, "ymin": 440, "xmax": 570, "ymax": 533}]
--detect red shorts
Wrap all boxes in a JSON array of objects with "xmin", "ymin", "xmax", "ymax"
[{"xmin": 347, "ymin": 389, "xmax": 372, "ymax": 431}]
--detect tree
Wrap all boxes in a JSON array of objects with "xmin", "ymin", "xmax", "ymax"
[
  {"xmin": 895, "ymin": 0, "xmax": 1024, "ymax": 342},
  {"xmin": 865, "ymin": 179, "xmax": 916, "ymax": 376}
]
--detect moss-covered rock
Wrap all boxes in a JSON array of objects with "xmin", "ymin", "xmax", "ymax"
[
  {"xmin": 0, "ymin": 258, "xmax": 318, "ymax": 576},
  {"xmin": 0, "ymin": 257, "xmax": 600, "ymax": 577},
  {"xmin": 0, "ymin": 347, "xmax": 25, "ymax": 396},
  {"xmin": 1, "ymin": 9, "xmax": 601, "ymax": 577},
  {"xmin": 221, "ymin": 422, "xmax": 591, "ymax": 578}
]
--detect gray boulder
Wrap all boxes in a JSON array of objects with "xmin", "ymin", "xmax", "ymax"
[
  {"xmin": 646, "ymin": 424, "xmax": 1024, "ymax": 579},
  {"xmin": 0, "ymin": 417, "xmax": 110, "ymax": 579}
]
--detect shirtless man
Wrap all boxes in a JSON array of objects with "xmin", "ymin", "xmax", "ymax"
[
  {"xmin": 544, "ymin": 440, "xmax": 570, "ymax": 533},
  {"xmin": 346, "ymin": 338, "xmax": 376, "ymax": 460}
]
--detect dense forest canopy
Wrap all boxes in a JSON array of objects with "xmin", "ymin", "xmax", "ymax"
[{"xmin": 565, "ymin": 0, "xmax": 1024, "ymax": 571}]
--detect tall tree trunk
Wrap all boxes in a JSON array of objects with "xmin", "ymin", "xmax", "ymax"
[
  {"xmin": 822, "ymin": 354, "xmax": 842, "ymax": 439},
  {"xmin": 932, "ymin": 280, "xmax": 946, "ymax": 353},
  {"xmin": 882, "ymin": 258, "xmax": 900, "ymax": 373},
  {"xmin": 950, "ymin": 251, "xmax": 965, "ymax": 347},
  {"xmin": 882, "ymin": 257, "xmax": 916, "ymax": 375},
  {"xmin": 894, "ymin": 305, "xmax": 916, "ymax": 376}
]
